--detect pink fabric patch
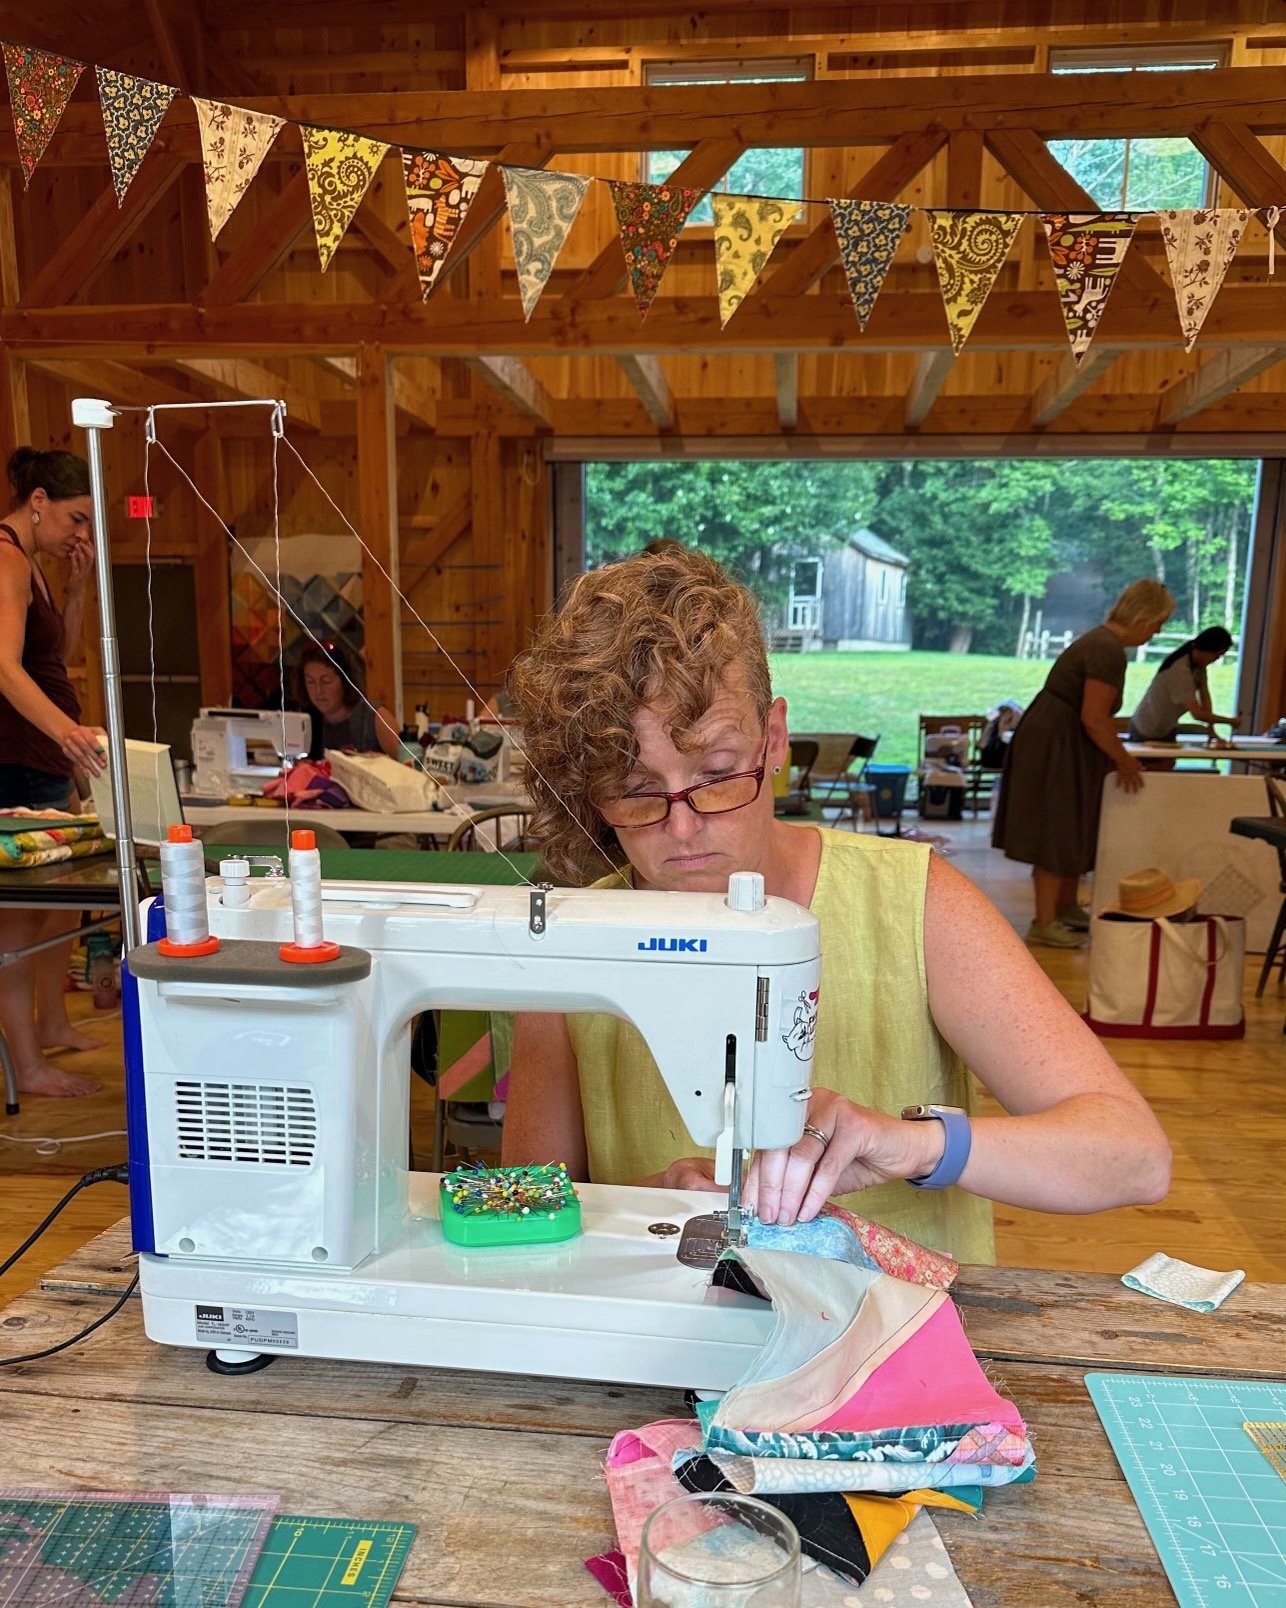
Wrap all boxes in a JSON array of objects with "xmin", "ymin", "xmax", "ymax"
[
  {"xmin": 604, "ymin": 1420, "xmax": 698, "ymax": 1592},
  {"xmin": 809, "ymin": 1301, "xmax": 1027, "ymax": 1437},
  {"xmin": 585, "ymin": 1549, "xmax": 632, "ymax": 1605},
  {"xmin": 819, "ymin": 1202, "xmax": 958, "ymax": 1289}
]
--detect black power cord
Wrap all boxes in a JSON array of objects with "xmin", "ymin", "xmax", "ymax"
[{"xmin": 0, "ymin": 1163, "xmax": 133, "ymax": 1368}]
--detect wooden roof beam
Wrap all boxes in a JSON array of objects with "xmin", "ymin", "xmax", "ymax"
[
  {"xmin": 1157, "ymin": 346, "xmax": 1286, "ymax": 426},
  {"xmin": 1190, "ymin": 119, "xmax": 1286, "ymax": 255},
  {"xmin": 25, "ymin": 358, "xmax": 198, "ymax": 410},
  {"xmin": 168, "ymin": 357, "xmax": 323, "ymax": 430},
  {"xmin": 564, "ymin": 136, "xmax": 746, "ymax": 305},
  {"xmin": 759, "ymin": 130, "xmax": 946, "ymax": 300},
  {"xmin": 142, "ymin": 0, "xmax": 197, "ymax": 92},
  {"xmin": 202, "ymin": 168, "xmax": 312, "ymax": 306},
  {"xmin": 774, "ymin": 354, "xmax": 798, "ymax": 430},
  {"xmin": 461, "ymin": 355, "xmax": 555, "ymax": 426},
  {"xmin": 905, "ymin": 350, "xmax": 955, "ymax": 429},
  {"xmin": 984, "ymin": 129, "xmax": 1171, "ymax": 303},
  {"xmin": 1031, "ymin": 347, "xmax": 1125, "ymax": 427},
  {"xmin": 616, "ymin": 355, "xmax": 675, "ymax": 430},
  {"xmin": 321, "ymin": 355, "xmax": 438, "ymax": 429},
  {"xmin": 19, "ymin": 156, "xmax": 186, "ymax": 309}
]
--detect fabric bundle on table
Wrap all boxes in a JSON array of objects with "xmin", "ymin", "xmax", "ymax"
[
  {"xmin": 587, "ymin": 1207, "xmax": 1024, "ymax": 1604},
  {"xmin": 0, "ymin": 810, "xmax": 107, "ymax": 869}
]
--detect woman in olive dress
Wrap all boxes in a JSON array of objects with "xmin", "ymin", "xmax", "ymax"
[{"xmin": 993, "ymin": 578, "xmax": 1174, "ymax": 948}]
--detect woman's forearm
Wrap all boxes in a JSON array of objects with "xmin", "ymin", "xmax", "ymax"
[
  {"xmin": 955, "ymin": 1095, "xmax": 1171, "ymax": 1212},
  {"xmin": 61, "ymin": 586, "xmax": 87, "ymax": 648}
]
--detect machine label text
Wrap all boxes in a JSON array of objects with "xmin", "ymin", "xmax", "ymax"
[
  {"xmin": 637, "ymin": 937, "xmax": 708, "ymax": 953},
  {"xmin": 194, "ymin": 1303, "xmax": 300, "ymax": 1348}
]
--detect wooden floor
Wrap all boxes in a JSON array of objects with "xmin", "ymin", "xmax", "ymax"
[{"xmin": 1, "ymin": 818, "xmax": 1282, "ymax": 1308}]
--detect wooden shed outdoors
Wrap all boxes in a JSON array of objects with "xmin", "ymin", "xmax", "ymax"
[{"xmin": 2, "ymin": 0, "xmax": 1286, "ymax": 731}]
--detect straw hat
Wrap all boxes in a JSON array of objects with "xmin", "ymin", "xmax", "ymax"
[{"xmin": 1101, "ymin": 866, "xmax": 1202, "ymax": 921}]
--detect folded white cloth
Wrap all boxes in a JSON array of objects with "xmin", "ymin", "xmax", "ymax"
[{"xmin": 1122, "ymin": 1252, "xmax": 1245, "ymax": 1312}]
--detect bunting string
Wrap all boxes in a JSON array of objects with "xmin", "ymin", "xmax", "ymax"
[{"xmin": 5, "ymin": 33, "xmax": 1286, "ymax": 361}]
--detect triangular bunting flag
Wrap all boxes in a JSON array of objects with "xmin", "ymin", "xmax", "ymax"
[
  {"xmin": 711, "ymin": 195, "xmax": 802, "ymax": 327},
  {"xmin": 1158, "ymin": 208, "xmax": 1251, "ymax": 351},
  {"xmin": 301, "ymin": 126, "xmax": 390, "ymax": 271},
  {"xmin": 3, "ymin": 44, "xmax": 84, "ymax": 188},
  {"xmin": 926, "ymin": 211, "xmax": 1025, "ymax": 355},
  {"xmin": 402, "ymin": 148, "xmax": 489, "ymax": 301},
  {"xmin": 501, "ymin": 166, "xmax": 592, "ymax": 320},
  {"xmin": 1041, "ymin": 212, "xmax": 1138, "ymax": 365},
  {"xmin": 607, "ymin": 179, "xmax": 704, "ymax": 319},
  {"xmin": 192, "ymin": 98, "xmax": 285, "ymax": 241},
  {"xmin": 831, "ymin": 199, "xmax": 912, "ymax": 331},
  {"xmin": 96, "ymin": 68, "xmax": 177, "ymax": 206}
]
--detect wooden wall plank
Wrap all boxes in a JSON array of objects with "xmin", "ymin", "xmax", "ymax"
[{"xmin": 355, "ymin": 344, "xmax": 402, "ymax": 719}]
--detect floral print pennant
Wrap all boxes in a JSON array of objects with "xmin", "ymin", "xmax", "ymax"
[
  {"xmin": 831, "ymin": 199, "xmax": 913, "ymax": 331},
  {"xmin": 501, "ymin": 166, "xmax": 592, "ymax": 320},
  {"xmin": 4, "ymin": 44, "xmax": 84, "ymax": 188},
  {"xmin": 607, "ymin": 179, "xmax": 704, "ymax": 319},
  {"xmin": 192, "ymin": 98, "xmax": 285, "ymax": 241},
  {"xmin": 96, "ymin": 68, "xmax": 177, "ymax": 205}
]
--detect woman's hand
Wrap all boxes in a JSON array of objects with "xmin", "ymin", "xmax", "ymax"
[
  {"xmin": 1114, "ymin": 756, "xmax": 1144, "ymax": 793},
  {"xmin": 65, "ymin": 538, "xmax": 94, "ymax": 590},
  {"xmin": 61, "ymin": 723, "xmax": 107, "ymax": 776},
  {"xmin": 644, "ymin": 1156, "xmax": 724, "ymax": 1193},
  {"xmin": 743, "ymin": 1090, "xmax": 942, "ymax": 1227}
]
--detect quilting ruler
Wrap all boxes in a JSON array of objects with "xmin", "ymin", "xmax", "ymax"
[
  {"xmin": 243, "ymin": 1515, "xmax": 415, "ymax": 1608},
  {"xmin": 1087, "ymin": 1373, "xmax": 1286, "ymax": 1607},
  {"xmin": 0, "ymin": 1489, "xmax": 278, "ymax": 1606}
]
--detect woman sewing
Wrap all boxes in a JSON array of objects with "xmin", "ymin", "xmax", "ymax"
[
  {"xmin": 501, "ymin": 545, "xmax": 1170, "ymax": 1260},
  {"xmin": 297, "ymin": 640, "xmax": 401, "ymax": 760},
  {"xmin": 1128, "ymin": 625, "xmax": 1236, "ymax": 745}
]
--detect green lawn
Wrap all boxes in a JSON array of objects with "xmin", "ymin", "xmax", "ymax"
[{"xmin": 768, "ymin": 650, "xmax": 1241, "ymax": 770}]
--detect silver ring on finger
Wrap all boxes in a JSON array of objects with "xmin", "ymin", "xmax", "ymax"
[{"xmin": 802, "ymin": 1123, "xmax": 830, "ymax": 1148}]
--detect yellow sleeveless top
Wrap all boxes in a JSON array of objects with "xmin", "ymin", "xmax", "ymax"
[{"xmin": 567, "ymin": 828, "xmax": 996, "ymax": 1263}]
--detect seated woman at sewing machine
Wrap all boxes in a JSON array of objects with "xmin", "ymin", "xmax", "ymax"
[
  {"xmin": 296, "ymin": 640, "xmax": 401, "ymax": 761},
  {"xmin": 502, "ymin": 544, "xmax": 1170, "ymax": 1261}
]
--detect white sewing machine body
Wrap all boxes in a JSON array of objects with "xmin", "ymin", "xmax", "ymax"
[
  {"xmin": 125, "ymin": 874, "xmax": 820, "ymax": 1387},
  {"xmin": 190, "ymin": 707, "xmax": 311, "ymax": 796}
]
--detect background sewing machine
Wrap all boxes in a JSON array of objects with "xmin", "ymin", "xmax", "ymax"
[
  {"xmin": 125, "ymin": 869, "xmax": 820, "ymax": 1388},
  {"xmin": 190, "ymin": 707, "xmax": 311, "ymax": 796}
]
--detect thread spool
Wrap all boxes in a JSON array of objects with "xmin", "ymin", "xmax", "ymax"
[
  {"xmin": 219, "ymin": 856, "xmax": 251, "ymax": 909},
  {"xmin": 157, "ymin": 825, "xmax": 219, "ymax": 957},
  {"xmin": 280, "ymin": 828, "xmax": 340, "ymax": 965}
]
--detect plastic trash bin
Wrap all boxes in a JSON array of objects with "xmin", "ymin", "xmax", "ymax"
[{"xmin": 866, "ymin": 764, "xmax": 910, "ymax": 833}]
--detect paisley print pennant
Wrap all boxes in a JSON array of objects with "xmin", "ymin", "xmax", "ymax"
[
  {"xmin": 192, "ymin": 97, "xmax": 285, "ymax": 241},
  {"xmin": 4, "ymin": 44, "xmax": 84, "ymax": 188},
  {"xmin": 607, "ymin": 179, "xmax": 704, "ymax": 319},
  {"xmin": 1159, "ymin": 208, "xmax": 1251, "ymax": 351},
  {"xmin": 301, "ymin": 125, "xmax": 389, "ymax": 271},
  {"xmin": 501, "ymin": 166, "xmax": 592, "ymax": 320},
  {"xmin": 926, "ymin": 210, "xmax": 1025, "ymax": 355},
  {"xmin": 711, "ymin": 194, "xmax": 802, "ymax": 327},
  {"xmin": 1041, "ymin": 212, "xmax": 1139, "ymax": 365},
  {"xmin": 831, "ymin": 199, "xmax": 913, "ymax": 331},
  {"xmin": 402, "ymin": 148, "xmax": 489, "ymax": 300},
  {"xmin": 96, "ymin": 68, "xmax": 177, "ymax": 205}
]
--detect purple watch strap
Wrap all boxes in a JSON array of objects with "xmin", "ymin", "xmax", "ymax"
[{"xmin": 907, "ymin": 1108, "xmax": 972, "ymax": 1191}]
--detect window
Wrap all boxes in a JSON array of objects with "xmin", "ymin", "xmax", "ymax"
[
  {"xmin": 878, "ymin": 567, "xmax": 889, "ymax": 605},
  {"xmin": 899, "ymin": 570, "xmax": 908, "ymax": 606},
  {"xmin": 792, "ymin": 558, "xmax": 821, "ymax": 599},
  {"xmin": 644, "ymin": 60, "xmax": 809, "ymax": 226},
  {"xmin": 1049, "ymin": 48, "xmax": 1223, "ymax": 211}
]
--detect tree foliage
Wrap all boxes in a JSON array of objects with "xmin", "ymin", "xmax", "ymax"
[{"xmin": 585, "ymin": 456, "xmax": 1259, "ymax": 654}]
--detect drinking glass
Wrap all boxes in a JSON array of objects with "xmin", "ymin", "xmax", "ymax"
[{"xmin": 637, "ymin": 1492, "xmax": 802, "ymax": 1607}]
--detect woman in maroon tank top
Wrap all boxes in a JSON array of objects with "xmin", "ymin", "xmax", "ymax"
[{"xmin": 0, "ymin": 447, "xmax": 105, "ymax": 1097}]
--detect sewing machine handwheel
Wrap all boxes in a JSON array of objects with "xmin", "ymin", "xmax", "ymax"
[{"xmin": 206, "ymin": 1348, "xmax": 277, "ymax": 1375}]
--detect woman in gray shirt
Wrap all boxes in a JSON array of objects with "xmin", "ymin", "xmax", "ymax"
[{"xmin": 1128, "ymin": 626, "xmax": 1235, "ymax": 743}]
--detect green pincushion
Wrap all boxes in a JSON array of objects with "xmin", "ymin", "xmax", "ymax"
[{"xmin": 439, "ymin": 1162, "xmax": 582, "ymax": 1247}]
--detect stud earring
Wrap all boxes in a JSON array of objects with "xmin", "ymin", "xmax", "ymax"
[
  {"xmin": 30, "ymin": 511, "xmax": 39, "ymax": 526},
  {"xmin": 772, "ymin": 766, "xmax": 781, "ymax": 775}
]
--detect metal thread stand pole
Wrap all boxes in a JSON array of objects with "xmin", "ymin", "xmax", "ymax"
[{"xmin": 73, "ymin": 398, "xmax": 142, "ymax": 955}]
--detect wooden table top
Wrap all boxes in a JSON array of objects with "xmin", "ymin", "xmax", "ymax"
[{"xmin": 5, "ymin": 1220, "xmax": 1285, "ymax": 1606}]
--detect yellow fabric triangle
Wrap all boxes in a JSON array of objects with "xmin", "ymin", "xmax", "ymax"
[
  {"xmin": 711, "ymin": 194, "xmax": 803, "ymax": 327},
  {"xmin": 927, "ymin": 210, "xmax": 1025, "ymax": 355},
  {"xmin": 843, "ymin": 1486, "xmax": 979, "ymax": 1572},
  {"xmin": 192, "ymin": 98, "xmax": 284, "ymax": 241},
  {"xmin": 301, "ymin": 126, "xmax": 390, "ymax": 271}
]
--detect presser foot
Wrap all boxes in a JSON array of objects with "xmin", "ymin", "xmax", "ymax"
[
  {"xmin": 206, "ymin": 1347, "xmax": 277, "ymax": 1376},
  {"xmin": 676, "ymin": 1211, "xmax": 750, "ymax": 1269}
]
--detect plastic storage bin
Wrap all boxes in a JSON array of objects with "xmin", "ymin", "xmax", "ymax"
[{"xmin": 866, "ymin": 764, "xmax": 910, "ymax": 831}]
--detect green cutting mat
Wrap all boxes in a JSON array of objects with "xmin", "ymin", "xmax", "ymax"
[{"xmin": 245, "ymin": 1515, "xmax": 416, "ymax": 1608}]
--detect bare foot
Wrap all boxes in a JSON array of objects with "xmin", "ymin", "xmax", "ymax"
[
  {"xmin": 16, "ymin": 1059, "xmax": 102, "ymax": 1097},
  {"xmin": 36, "ymin": 1022, "xmax": 99, "ymax": 1053}
]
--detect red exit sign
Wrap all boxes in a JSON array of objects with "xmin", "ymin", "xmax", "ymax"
[{"xmin": 127, "ymin": 495, "xmax": 155, "ymax": 519}]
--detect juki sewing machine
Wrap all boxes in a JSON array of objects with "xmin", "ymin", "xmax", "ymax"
[
  {"xmin": 190, "ymin": 707, "xmax": 311, "ymax": 797},
  {"xmin": 124, "ymin": 861, "xmax": 821, "ymax": 1389}
]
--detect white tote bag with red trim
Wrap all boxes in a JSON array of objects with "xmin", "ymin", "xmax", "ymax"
[{"xmin": 1085, "ymin": 914, "xmax": 1246, "ymax": 1039}]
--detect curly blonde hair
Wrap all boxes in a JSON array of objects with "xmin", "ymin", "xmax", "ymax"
[{"xmin": 508, "ymin": 546, "xmax": 772, "ymax": 885}]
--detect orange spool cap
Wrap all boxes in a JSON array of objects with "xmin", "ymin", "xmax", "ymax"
[{"xmin": 292, "ymin": 828, "xmax": 316, "ymax": 851}]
